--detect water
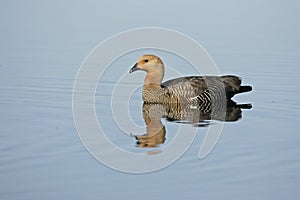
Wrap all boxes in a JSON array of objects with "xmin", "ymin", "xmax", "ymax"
[{"xmin": 1, "ymin": 1, "xmax": 300, "ymax": 199}]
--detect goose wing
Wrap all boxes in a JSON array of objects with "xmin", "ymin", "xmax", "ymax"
[{"xmin": 162, "ymin": 75, "xmax": 251, "ymax": 99}]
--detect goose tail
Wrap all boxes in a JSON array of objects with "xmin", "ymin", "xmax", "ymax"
[{"xmin": 237, "ymin": 85, "xmax": 252, "ymax": 94}]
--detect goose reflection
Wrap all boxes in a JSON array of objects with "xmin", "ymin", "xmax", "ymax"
[{"xmin": 134, "ymin": 100, "xmax": 252, "ymax": 148}]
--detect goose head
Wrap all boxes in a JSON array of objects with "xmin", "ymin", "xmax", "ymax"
[{"xmin": 129, "ymin": 55, "xmax": 165, "ymax": 85}]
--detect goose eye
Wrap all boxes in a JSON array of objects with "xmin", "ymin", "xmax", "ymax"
[{"xmin": 144, "ymin": 59, "xmax": 148, "ymax": 63}]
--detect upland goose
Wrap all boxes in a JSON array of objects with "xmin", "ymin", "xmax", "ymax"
[{"xmin": 129, "ymin": 54, "xmax": 252, "ymax": 105}]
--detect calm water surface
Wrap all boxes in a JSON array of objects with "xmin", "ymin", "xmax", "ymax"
[{"xmin": 0, "ymin": 1, "xmax": 300, "ymax": 200}]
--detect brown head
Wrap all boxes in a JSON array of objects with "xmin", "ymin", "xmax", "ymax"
[{"xmin": 129, "ymin": 55, "xmax": 165, "ymax": 85}]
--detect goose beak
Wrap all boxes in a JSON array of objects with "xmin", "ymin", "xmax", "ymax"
[{"xmin": 129, "ymin": 63, "xmax": 139, "ymax": 73}]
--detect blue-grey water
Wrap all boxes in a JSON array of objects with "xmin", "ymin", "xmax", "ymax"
[{"xmin": 1, "ymin": 1, "xmax": 300, "ymax": 199}]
